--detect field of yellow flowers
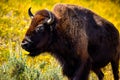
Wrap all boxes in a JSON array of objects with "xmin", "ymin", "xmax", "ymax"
[{"xmin": 0, "ymin": 0, "xmax": 120, "ymax": 80}]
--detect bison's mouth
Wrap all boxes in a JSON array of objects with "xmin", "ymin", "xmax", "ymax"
[
  {"xmin": 28, "ymin": 49, "xmax": 41, "ymax": 57},
  {"xmin": 21, "ymin": 42, "xmax": 45, "ymax": 57}
]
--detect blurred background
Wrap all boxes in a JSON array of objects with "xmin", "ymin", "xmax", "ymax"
[{"xmin": 0, "ymin": 0, "xmax": 120, "ymax": 80}]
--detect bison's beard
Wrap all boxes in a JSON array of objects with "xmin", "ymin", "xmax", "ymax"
[{"xmin": 28, "ymin": 49, "xmax": 41, "ymax": 57}]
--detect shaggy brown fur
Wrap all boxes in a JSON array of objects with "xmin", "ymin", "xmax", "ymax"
[{"xmin": 21, "ymin": 4, "xmax": 119, "ymax": 80}]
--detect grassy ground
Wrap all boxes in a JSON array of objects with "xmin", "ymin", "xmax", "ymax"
[{"xmin": 0, "ymin": 0, "xmax": 120, "ymax": 80}]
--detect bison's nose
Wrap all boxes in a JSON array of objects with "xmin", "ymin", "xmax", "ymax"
[
  {"xmin": 21, "ymin": 36, "xmax": 32, "ymax": 51},
  {"xmin": 21, "ymin": 40, "xmax": 30, "ymax": 51}
]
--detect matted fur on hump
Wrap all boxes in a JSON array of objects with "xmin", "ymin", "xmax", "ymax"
[{"xmin": 52, "ymin": 4, "xmax": 88, "ymax": 41}]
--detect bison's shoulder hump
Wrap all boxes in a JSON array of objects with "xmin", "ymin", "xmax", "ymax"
[
  {"xmin": 52, "ymin": 3, "xmax": 91, "ymax": 18},
  {"xmin": 53, "ymin": 4, "xmax": 68, "ymax": 18}
]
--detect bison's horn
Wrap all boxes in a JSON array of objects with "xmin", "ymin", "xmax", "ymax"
[
  {"xmin": 28, "ymin": 7, "xmax": 34, "ymax": 19},
  {"xmin": 46, "ymin": 10, "xmax": 54, "ymax": 25}
]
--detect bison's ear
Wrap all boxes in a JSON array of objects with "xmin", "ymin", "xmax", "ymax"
[{"xmin": 28, "ymin": 7, "xmax": 34, "ymax": 19}]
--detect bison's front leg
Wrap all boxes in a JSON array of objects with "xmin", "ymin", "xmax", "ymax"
[
  {"xmin": 73, "ymin": 33, "xmax": 91, "ymax": 80},
  {"xmin": 73, "ymin": 58, "xmax": 91, "ymax": 80}
]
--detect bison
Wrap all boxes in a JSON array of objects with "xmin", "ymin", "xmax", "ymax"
[{"xmin": 21, "ymin": 4, "xmax": 119, "ymax": 80}]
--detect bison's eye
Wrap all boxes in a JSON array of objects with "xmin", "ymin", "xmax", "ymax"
[{"xmin": 35, "ymin": 24, "xmax": 44, "ymax": 32}]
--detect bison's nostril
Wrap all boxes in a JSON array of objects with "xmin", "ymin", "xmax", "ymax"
[
  {"xmin": 21, "ymin": 40, "xmax": 31, "ymax": 51},
  {"xmin": 25, "ymin": 36, "xmax": 32, "ymax": 43},
  {"xmin": 21, "ymin": 41, "xmax": 29, "ymax": 46}
]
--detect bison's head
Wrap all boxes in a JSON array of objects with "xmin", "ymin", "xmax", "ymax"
[{"xmin": 21, "ymin": 8, "xmax": 56, "ymax": 57}]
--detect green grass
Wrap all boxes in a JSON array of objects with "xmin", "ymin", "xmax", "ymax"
[
  {"xmin": 0, "ymin": 41, "xmax": 64, "ymax": 80},
  {"xmin": 0, "ymin": 0, "xmax": 120, "ymax": 80}
]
